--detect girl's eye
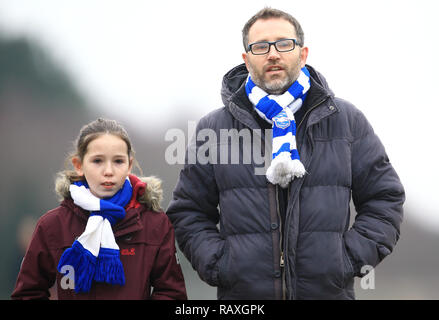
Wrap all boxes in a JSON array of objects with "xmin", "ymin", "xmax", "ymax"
[
  {"xmin": 92, "ymin": 159, "xmax": 102, "ymax": 164},
  {"xmin": 115, "ymin": 159, "xmax": 125, "ymax": 164}
]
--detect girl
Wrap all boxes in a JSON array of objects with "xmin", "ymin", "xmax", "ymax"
[{"xmin": 11, "ymin": 118, "xmax": 187, "ymax": 300}]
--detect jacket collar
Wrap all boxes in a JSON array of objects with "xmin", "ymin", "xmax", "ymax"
[
  {"xmin": 61, "ymin": 175, "xmax": 146, "ymax": 238},
  {"xmin": 225, "ymin": 64, "xmax": 262, "ymax": 130},
  {"xmin": 303, "ymin": 65, "xmax": 338, "ymax": 128},
  {"xmin": 223, "ymin": 63, "xmax": 337, "ymax": 129}
]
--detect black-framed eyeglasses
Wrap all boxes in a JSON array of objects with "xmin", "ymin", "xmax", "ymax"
[{"xmin": 247, "ymin": 38, "xmax": 299, "ymax": 55}]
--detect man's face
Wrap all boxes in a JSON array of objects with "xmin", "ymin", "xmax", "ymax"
[{"xmin": 242, "ymin": 18, "xmax": 308, "ymax": 95}]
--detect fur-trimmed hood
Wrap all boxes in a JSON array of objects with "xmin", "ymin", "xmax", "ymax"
[{"xmin": 55, "ymin": 173, "xmax": 163, "ymax": 212}]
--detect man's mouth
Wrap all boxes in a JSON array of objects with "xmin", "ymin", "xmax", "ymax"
[{"xmin": 266, "ymin": 65, "xmax": 284, "ymax": 73}]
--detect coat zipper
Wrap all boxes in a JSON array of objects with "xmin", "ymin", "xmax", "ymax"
[
  {"xmin": 297, "ymin": 96, "xmax": 330, "ymax": 132},
  {"xmin": 283, "ymin": 96, "xmax": 330, "ymax": 299},
  {"xmin": 275, "ymin": 186, "xmax": 286, "ymax": 300}
]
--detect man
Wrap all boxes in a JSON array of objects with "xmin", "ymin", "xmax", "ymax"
[{"xmin": 167, "ymin": 8, "xmax": 405, "ymax": 299}]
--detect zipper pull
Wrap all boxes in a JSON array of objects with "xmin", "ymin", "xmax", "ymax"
[{"xmin": 280, "ymin": 251, "xmax": 285, "ymax": 268}]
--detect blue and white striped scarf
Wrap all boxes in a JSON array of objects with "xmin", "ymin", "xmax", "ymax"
[
  {"xmin": 246, "ymin": 66, "xmax": 311, "ymax": 188},
  {"xmin": 57, "ymin": 178, "xmax": 132, "ymax": 293}
]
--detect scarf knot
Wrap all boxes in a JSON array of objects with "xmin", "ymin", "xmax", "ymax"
[
  {"xmin": 246, "ymin": 66, "xmax": 311, "ymax": 188},
  {"xmin": 57, "ymin": 178, "xmax": 132, "ymax": 293}
]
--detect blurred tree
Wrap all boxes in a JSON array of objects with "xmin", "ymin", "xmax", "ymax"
[
  {"xmin": 0, "ymin": 35, "xmax": 93, "ymax": 299},
  {"xmin": 0, "ymin": 35, "xmax": 85, "ymax": 109}
]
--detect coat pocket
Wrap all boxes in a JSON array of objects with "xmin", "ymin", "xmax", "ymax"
[
  {"xmin": 217, "ymin": 239, "xmax": 232, "ymax": 289},
  {"xmin": 341, "ymin": 241, "xmax": 355, "ymax": 287}
]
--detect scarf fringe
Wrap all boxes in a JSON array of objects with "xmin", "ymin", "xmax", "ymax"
[
  {"xmin": 57, "ymin": 241, "xmax": 96, "ymax": 293},
  {"xmin": 266, "ymin": 152, "xmax": 306, "ymax": 188},
  {"xmin": 94, "ymin": 248, "xmax": 125, "ymax": 286}
]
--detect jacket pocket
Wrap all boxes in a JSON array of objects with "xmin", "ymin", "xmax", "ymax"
[
  {"xmin": 217, "ymin": 239, "xmax": 232, "ymax": 289},
  {"xmin": 341, "ymin": 242, "xmax": 355, "ymax": 287}
]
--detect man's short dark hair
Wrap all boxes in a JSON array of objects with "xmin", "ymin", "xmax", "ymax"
[{"xmin": 242, "ymin": 7, "xmax": 305, "ymax": 51}]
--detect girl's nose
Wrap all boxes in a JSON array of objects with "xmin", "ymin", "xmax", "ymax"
[{"xmin": 103, "ymin": 162, "xmax": 114, "ymax": 176}]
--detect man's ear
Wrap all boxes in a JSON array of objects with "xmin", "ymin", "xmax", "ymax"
[
  {"xmin": 242, "ymin": 52, "xmax": 250, "ymax": 71},
  {"xmin": 300, "ymin": 46, "xmax": 309, "ymax": 68},
  {"xmin": 72, "ymin": 157, "xmax": 83, "ymax": 176}
]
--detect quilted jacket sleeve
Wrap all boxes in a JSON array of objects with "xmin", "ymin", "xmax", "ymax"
[
  {"xmin": 345, "ymin": 108, "xmax": 405, "ymax": 276},
  {"xmin": 166, "ymin": 116, "xmax": 225, "ymax": 287}
]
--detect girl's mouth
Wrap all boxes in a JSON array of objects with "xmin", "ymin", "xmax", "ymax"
[{"xmin": 101, "ymin": 182, "xmax": 115, "ymax": 189}]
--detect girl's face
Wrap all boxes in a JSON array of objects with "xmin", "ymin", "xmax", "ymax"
[{"xmin": 72, "ymin": 134, "xmax": 133, "ymax": 199}]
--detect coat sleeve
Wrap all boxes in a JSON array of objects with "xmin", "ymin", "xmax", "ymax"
[
  {"xmin": 345, "ymin": 108, "xmax": 405, "ymax": 277},
  {"xmin": 166, "ymin": 116, "xmax": 225, "ymax": 287},
  {"xmin": 149, "ymin": 217, "xmax": 187, "ymax": 300},
  {"xmin": 11, "ymin": 216, "xmax": 57, "ymax": 300}
]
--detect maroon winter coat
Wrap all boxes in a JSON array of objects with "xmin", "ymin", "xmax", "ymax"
[{"xmin": 11, "ymin": 174, "xmax": 187, "ymax": 300}]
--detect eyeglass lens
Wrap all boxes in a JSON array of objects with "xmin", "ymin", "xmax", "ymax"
[{"xmin": 251, "ymin": 39, "xmax": 296, "ymax": 55}]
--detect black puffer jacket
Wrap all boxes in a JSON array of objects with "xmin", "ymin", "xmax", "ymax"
[{"xmin": 167, "ymin": 64, "xmax": 405, "ymax": 300}]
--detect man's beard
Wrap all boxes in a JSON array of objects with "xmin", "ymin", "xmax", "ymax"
[{"xmin": 248, "ymin": 59, "xmax": 302, "ymax": 95}]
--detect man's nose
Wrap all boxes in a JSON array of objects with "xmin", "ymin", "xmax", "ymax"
[{"xmin": 267, "ymin": 44, "xmax": 281, "ymax": 60}]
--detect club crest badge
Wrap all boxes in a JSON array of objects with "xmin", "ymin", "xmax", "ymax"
[{"xmin": 274, "ymin": 111, "xmax": 290, "ymax": 129}]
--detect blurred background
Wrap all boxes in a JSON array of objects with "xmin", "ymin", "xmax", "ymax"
[{"xmin": 1, "ymin": 0, "xmax": 438, "ymax": 299}]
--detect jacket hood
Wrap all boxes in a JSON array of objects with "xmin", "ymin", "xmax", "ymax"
[
  {"xmin": 55, "ymin": 173, "xmax": 163, "ymax": 212},
  {"xmin": 220, "ymin": 63, "xmax": 334, "ymax": 107}
]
